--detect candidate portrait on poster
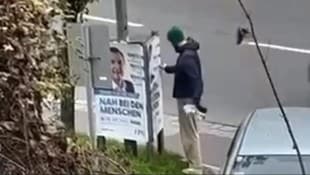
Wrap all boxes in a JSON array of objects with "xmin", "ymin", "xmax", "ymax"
[{"xmin": 110, "ymin": 47, "xmax": 135, "ymax": 93}]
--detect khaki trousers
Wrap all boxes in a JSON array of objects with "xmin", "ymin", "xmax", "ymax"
[{"xmin": 177, "ymin": 98, "xmax": 202, "ymax": 168}]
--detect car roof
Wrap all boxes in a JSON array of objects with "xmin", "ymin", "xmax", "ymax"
[{"xmin": 239, "ymin": 107, "xmax": 310, "ymax": 155}]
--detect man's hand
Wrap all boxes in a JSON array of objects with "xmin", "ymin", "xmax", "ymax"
[
  {"xmin": 160, "ymin": 63, "xmax": 177, "ymax": 74},
  {"xmin": 159, "ymin": 63, "xmax": 167, "ymax": 70}
]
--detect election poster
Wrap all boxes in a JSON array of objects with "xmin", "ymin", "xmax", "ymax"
[
  {"xmin": 146, "ymin": 35, "xmax": 164, "ymax": 137},
  {"xmin": 94, "ymin": 42, "xmax": 148, "ymax": 142}
]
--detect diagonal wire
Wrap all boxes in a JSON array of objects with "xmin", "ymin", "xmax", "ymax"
[{"xmin": 237, "ymin": 0, "xmax": 306, "ymax": 174}]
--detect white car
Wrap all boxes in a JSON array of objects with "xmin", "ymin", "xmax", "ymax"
[{"xmin": 221, "ymin": 107, "xmax": 310, "ymax": 175}]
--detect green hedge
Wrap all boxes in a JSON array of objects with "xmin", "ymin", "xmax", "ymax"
[
  {"xmin": 75, "ymin": 134, "xmax": 187, "ymax": 174},
  {"xmin": 106, "ymin": 139, "xmax": 186, "ymax": 174}
]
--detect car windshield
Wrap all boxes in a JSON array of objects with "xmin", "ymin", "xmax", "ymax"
[{"xmin": 232, "ymin": 155, "xmax": 310, "ymax": 175}]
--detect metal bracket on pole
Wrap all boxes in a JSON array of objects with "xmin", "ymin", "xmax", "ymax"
[
  {"xmin": 87, "ymin": 57, "xmax": 100, "ymax": 61},
  {"xmin": 87, "ymin": 57, "xmax": 100, "ymax": 86},
  {"xmin": 151, "ymin": 30, "xmax": 159, "ymax": 37}
]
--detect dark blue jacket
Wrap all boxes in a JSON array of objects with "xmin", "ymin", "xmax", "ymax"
[{"xmin": 165, "ymin": 38, "xmax": 204, "ymax": 104}]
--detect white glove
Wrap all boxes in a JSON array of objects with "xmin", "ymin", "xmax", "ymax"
[
  {"xmin": 183, "ymin": 104, "xmax": 197, "ymax": 115},
  {"xmin": 183, "ymin": 104, "xmax": 207, "ymax": 120},
  {"xmin": 159, "ymin": 63, "xmax": 167, "ymax": 70}
]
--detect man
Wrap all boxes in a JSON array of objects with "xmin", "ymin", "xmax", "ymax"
[
  {"xmin": 110, "ymin": 47, "xmax": 135, "ymax": 93},
  {"xmin": 161, "ymin": 26, "xmax": 205, "ymax": 174}
]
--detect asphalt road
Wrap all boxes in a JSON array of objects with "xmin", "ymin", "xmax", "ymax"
[
  {"xmin": 89, "ymin": 0, "xmax": 310, "ymax": 126},
  {"xmin": 83, "ymin": 0, "xmax": 310, "ymax": 171}
]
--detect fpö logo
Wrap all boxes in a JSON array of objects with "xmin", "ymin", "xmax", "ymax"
[{"xmin": 134, "ymin": 129, "xmax": 145, "ymax": 136}]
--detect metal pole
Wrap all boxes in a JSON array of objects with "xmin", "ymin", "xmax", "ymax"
[
  {"xmin": 115, "ymin": 0, "xmax": 138, "ymax": 155},
  {"xmin": 144, "ymin": 45, "xmax": 154, "ymax": 159},
  {"xmin": 84, "ymin": 25, "xmax": 96, "ymax": 148},
  {"xmin": 115, "ymin": 0, "xmax": 128, "ymax": 41}
]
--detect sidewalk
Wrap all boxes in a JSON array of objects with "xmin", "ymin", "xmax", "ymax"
[
  {"xmin": 163, "ymin": 114, "xmax": 237, "ymax": 174},
  {"xmin": 164, "ymin": 113, "xmax": 237, "ymax": 139}
]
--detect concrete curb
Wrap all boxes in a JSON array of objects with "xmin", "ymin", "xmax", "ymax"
[{"xmin": 165, "ymin": 112, "xmax": 238, "ymax": 128}]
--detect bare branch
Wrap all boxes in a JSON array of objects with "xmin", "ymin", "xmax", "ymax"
[
  {"xmin": 96, "ymin": 152, "xmax": 128, "ymax": 174},
  {"xmin": 0, "ymin": 135, "xmax": 27, "ymax": 144},
  {"xmin": 0, "ymin": 153, "xmax": 26, "ymax": 172},
  {"xmin": 1, "ymin": 142, "xmax": 26, "ymax": 169}
]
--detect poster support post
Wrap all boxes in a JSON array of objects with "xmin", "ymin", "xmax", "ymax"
[
  {"xmin": 144, "ymin": 43, "xmax": 155, "ymax": 158},
  {"xmin": 84, "ymin": 25, "xmax": 97, "ymax": 148},
  {"xmin": 144, "ymin": 32, "xmax": 165, "ymax": 155}
]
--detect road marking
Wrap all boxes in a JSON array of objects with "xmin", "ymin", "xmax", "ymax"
[
  {"xmin": 207, "ymin": 124, "xmax": 223, "ymax": 129},
  {"xmin": 83, "ymin": 14, "xmax": 144, "ymax": 28},
  {"xmin": 245, "ymin": 41, "xmax": 310, "ymax": 55},
  {"xmin": 219, "ymin": 126, "xmax": 237, "ymax": 132}
]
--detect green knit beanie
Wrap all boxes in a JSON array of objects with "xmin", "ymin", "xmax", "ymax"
[{"xmin": 167, "ymin": 26, "xmax": 185, "ymax": 46}]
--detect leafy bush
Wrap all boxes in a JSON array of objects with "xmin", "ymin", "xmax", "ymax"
[{"xmin": 0, "ymin": 0, "xmax": 122, "ymax": 174}]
